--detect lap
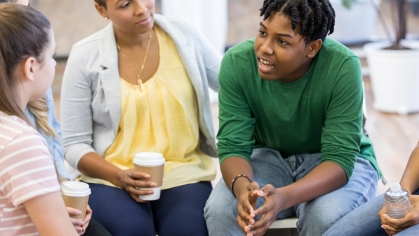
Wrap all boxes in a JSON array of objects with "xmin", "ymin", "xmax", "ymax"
[
  {"xmin": 152, "ymin": 182, "xmax": 212, "ymax": 236},
  {"xmin": 88, "ymin": 182, "xmax": 211, "ymax": 236},
  {"xmin": 87, "ymin": 183, "xmax": 155, "ymax": 236}
]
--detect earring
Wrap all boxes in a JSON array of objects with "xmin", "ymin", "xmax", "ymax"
[{"xmin": 104, "ymin": 16, "xmax": 107, "ymax": 19}]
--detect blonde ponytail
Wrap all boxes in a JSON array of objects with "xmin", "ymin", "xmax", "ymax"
[{"xmin": 27, "ymin": 98, "xmax": 56, "ymax": 137}]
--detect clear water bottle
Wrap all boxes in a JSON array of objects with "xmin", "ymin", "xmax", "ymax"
[{"xmin": 384, "ymin": 183, "xmax": 411, "ymax": 219}]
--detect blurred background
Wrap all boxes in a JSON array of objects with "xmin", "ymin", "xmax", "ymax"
[{"xmin": 31, "ymin": 0, "xmax": 419, "ymax": 196}]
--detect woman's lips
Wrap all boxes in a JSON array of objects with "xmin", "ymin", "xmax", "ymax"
[{"xmin": 135, "ymin": 16, "xmax": 151, "ymax": 25}]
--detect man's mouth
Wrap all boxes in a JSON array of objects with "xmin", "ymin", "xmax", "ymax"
[{"xmin": 258, "ymin": 57, "xmax": 274, "ymax": 69}]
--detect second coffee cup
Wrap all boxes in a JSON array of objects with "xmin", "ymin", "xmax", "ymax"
[
  {"xmin": 61, "ymin": 181, "xmax": 91, "ymax": 220},
  {"xmin": 134, "ymin": 152, "xmax": 165, "ymax": 201}
]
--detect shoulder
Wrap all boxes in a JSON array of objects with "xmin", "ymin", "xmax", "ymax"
[
  {"xmin": 0, "ymin": 113, "xmax": 36, "ymax": 139},
  {"xmin": 154, "ymin": 14, "xmax": 207, "ymax": 46},
  {"xmin": 155, "ymin": 14, "xmax": 196, "ymax": 32},
  {"xmin": 0, "ymin": 113, "xmax": 49, "ymax": 160},
  {"xmin": 72, "ymin": 28, "xmax": 103, "ymax": 51},
  {"xmin": 315, "ymin": 38, "xmax": 361, "ymax": 76},
  {"xmin": 319, "ymin": 38, "xmax": 358, "ymax": 61},
  {"xmin": 222, "ymin": 39, "xmax": 256, "ymax": 67}
]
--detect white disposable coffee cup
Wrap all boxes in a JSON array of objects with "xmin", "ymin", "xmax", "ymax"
[
  {"xmin": 134, "ymin": 152, "xmax": 165, "ymax": 201},
  {"xmin": 61, "ymin": 181, "xmax": 91, "ymax": 219}
]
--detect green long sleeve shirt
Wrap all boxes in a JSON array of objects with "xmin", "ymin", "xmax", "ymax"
[{"xmin": 217, "ymin": 38, "xmax": 381, "ymax": 180}]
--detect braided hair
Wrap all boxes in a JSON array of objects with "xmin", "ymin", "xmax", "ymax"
[{"xmin": 260, "ymin": 0, "xmax": 335, "ymax": 43}]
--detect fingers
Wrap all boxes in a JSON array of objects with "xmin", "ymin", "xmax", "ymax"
[
  {"xmin": 383, "ymin": 214, "xmax": 411, "ymax": 230},
  {"xmin": 237, "ymin": 202, "xmax": 252, "ymax": 225},
  {"xmin": 74, "ymin": 225, "xmax": 84, "ymax": 235},
  {"xmin": 237, "ymin": 213, "xmax": 249, "ymax": 233},
  {"xmin": 122, "ymin": 172, "xmax": 155, "ymax": 189},
  {"xmin": 260, "ymin": 184, "xmax": 276, "ymax": 197},
  {"xmin": 80, "ymin": 221, "xmax": 89, "ymax": 236},
  {"xmin": 251, "ymin": 185, "xmax": 276, "ymax": 219},
  {"xmin": 83, "ymin": 208, "xmax": 92, "ymax": 223},
  {"xmin": 129, "ymin": 192, "xmax": 147, "ymax": 203},
  {"xmin": 67, "ymin": 207, "xmax": 82, "ymax": 217},
  {"xmin": 381, "ymin": 224, "xmax": 400, "ymax": 235},
  {"xmin": 247, "ymin": 182, "xmax": 260, "ymax": 192}
]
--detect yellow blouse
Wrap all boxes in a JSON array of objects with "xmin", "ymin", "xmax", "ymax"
[{"xmin": 81, "ymin": 26, "xmax": 215, "ymax": 189}]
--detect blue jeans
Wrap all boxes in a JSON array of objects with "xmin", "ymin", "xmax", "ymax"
[
  {"xmin": 324, "ymin": 189, "xmax": 419, "ymax": 236},
  {"xmin": 204, "ymin": 148, "xmax": 378, "ymax": 236},
  {"xmin": 87, "ymin": 181, "xmax": 212, "ymax": 236}
]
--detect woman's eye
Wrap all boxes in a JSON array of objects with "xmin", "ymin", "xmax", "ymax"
[
  {"xmin": 121, "ymin": 2, "xmax": 130, "ymax": 8},
  {"xmin": 258, "ymin": 30, "xmax": 267, "ymax": 36}
]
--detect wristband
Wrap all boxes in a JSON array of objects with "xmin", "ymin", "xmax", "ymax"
[{"xmin": 231, "ymin": 174, "xmax": 252, "ymax": 198}]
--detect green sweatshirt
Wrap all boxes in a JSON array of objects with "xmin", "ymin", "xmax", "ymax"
[{"xmin": 217, "ymin": 38, "xmax": 381, "ymax": 180}]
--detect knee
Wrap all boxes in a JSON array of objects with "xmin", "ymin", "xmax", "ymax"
[
  {"xmin": 298, "ymin": 199, "xmax": 346, "ymax": 235},
  {"xmin": 204, "ymin": 191, "xmax": 236, "ymax": 221},
  {"xmin": 103, "ymin": 218, "xmax": 154, "ymax": 236}
]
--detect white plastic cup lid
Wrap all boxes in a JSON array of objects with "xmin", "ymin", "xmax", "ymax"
[
  {"xmin": 61, "ymin": 181, "xmax": 91, "ymax": 197},
  {"xmin": 390, "ymin": 182, "xmax": 401, "ymax": 192},
  {"xmin": 134, "ymin": 152, "xmax": 165, "ymax": 167}
]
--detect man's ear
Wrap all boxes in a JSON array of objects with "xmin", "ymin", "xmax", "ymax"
[
  {"xmin": 21, "ymin": 57, "xmax": 37, "ymax": 82},
  {"xmin": 95, "ymin": 2, "xmax": 107, "ymax": 18},
  {"xmin": 307, "ymin": 39, "xmax": 323, "ymax": 58}
]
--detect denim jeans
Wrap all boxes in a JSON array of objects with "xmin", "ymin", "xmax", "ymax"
[
  {"xmin": 324, "ymin": 189, "xmax": 419, "ymax": 236},
  {"xmin": 204, "ymin": 148, "xmax": 378, "ymax": 236}
]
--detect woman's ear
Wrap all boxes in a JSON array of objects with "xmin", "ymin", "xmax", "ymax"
[
  {"xmin": 21, "ymin": 57, "xmax": 37, "ymax": 82},
  {"xmin": 95, "ymin": 2, "xmax": 108, "ymax": 19},
  {"xmin": 307, "ymin": 39, "xmax": 323, "ymax": 58}
]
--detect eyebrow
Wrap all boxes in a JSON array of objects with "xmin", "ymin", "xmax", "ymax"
[{"xmin": 259, "ymin": 22, "xmax": 294, "ymax": 38}]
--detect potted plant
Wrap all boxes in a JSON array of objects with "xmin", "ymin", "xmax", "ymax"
[
  {"xmin": 328, "ymin": 0, "xmax": 381, "ymax": 44},
  {"xmin": 364, "ymin": 0, "xmax": 419, "ymax": 115}
]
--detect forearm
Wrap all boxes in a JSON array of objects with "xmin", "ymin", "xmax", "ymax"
[
  {"xmin": 221, "ymin": 156, "xmax": 254, "ymax": 198},
  {"xmin": 25, "ymin": 192, "xmax": 78, "ymax": 236},
  {"xmin": 278, "ymin": 161, "xmax": 347, "ymax": 209},
  {"xmin": 77, "ymin": 152, "xmax": 123, "ymax": 187},
  {"xmin": 400, "ymin": 142, "xmax": 419, "ymax": 193}
]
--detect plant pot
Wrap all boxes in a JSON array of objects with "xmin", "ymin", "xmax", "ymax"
[
  {"xmin": 328, "ymin": 0, "xmax": 380, "ymax": 44},
  {"xmin": 364, "ymin": 40, "xmax": 419, "ymax": 115}
]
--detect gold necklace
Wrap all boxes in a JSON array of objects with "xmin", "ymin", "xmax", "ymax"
[{"xmin": 116, "ymin": 30, "xmax": 152, "ymax": 91}]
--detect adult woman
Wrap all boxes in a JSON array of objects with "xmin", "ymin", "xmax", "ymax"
[
  {"xmin": 0, "ymin": 4, "xmax": 77, "ymax": 235},
  {"xmin": 60, "ymin": 0, "xmax": 221, "ymax": 235}
]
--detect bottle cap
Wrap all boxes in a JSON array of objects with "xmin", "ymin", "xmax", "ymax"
[{"xmin": 390, "ymin": 182, "xmax": 401, "ymax": 192}]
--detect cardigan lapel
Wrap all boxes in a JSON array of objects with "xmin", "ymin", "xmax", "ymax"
[
  {"xmin": 98, "ymin": 23, "xmax": 121, "ymax": 133},
  {"xmin": 154, "ymin": 15, "xmax": 205, "ymax": 113}
]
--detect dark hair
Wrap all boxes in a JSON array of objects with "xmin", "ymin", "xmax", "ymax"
[
  {"xmin": 94, "ymin": 0, "xmax": 106, "ymax": 8},
  {"xmin": 0, "ymin": 0, "xmax": 17, "ymax": 2},
  {"xmin": 260, "ymin": 0, "xmax": 335, "ymax": 43},
  {"xmin": 0, "ymin": 4, "xmax": 51, "ymax": 123}
]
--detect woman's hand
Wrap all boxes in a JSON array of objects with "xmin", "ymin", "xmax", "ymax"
[
  {"xmin": 380, "ymin": 195, "xmax": 419, "ymax": 235},
  {"xmin": 244, "ymin": 184, "xmax": 284, "ymax": 236},
  {"xmin": 236, "ymin": 181, "xmax": 260, "ymax": 233},
  {"xmin": 117, "ymin": 168, "xmax": 156, "ymax": 202}
]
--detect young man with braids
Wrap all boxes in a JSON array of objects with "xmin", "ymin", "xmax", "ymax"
[{"xmin": 204, "ymin": 0, "xmax": 381, "ymax": 235}]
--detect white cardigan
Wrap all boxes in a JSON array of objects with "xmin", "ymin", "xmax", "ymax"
[{"xmin": 60, "ymin": 14, "xmax": 221, "ymax": 176}]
